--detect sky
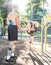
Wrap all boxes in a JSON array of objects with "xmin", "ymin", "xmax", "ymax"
[
  {"xmin": 12, "ymin": 0, "xmax": 29, "ymax": 14},
  {"xmin": 12, "ymin": 0, "xmax": 51, "ymax": 14},
  {"xmin": 45, "ymin": 0, "xmax": 51, "ymax": 12}
]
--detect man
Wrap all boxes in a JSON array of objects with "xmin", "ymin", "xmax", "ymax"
[{"xmin": 6, "ymin": 5, "xmax": 22, "ymax": 62}]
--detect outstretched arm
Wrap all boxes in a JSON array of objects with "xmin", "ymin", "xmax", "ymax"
[{"xmin": 15, "ymin": 15, "xmax": 23, "ymax": 31}]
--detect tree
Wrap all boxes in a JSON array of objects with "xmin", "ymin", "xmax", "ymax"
[
  {"xmin": 0, "ymin": 0, "xmax": 7, "ymax": 18},
  {"xmin": 0, "ymin": 0, "xmax": 7, "ymax": 36},
  {"xmin": 26, "ymin": 0, "xmax": 47, "ymax": 23}
]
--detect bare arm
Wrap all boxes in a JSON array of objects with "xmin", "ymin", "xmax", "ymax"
[{"xmin": 15, "ymin": 15, "xmax": 22, "ymax": 31}]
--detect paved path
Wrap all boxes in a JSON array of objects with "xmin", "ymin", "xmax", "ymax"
[{"xmin": 0, "ymin": 37, "xmax": 51, "ymax": 65}]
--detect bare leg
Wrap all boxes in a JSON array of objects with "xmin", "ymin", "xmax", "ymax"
[
  {"xmin": 29, "ymin": 36, "xmax": 34, "ymax": 50},
  {"xmin": 6, "ymin": 41, "xmax": 16, "ymax": 61},
  {"xmin": 30, "ymin": 36, "xmax": 34, "ymax": 43},
  {"xmin": 11, "ymin": 41, "xmax": 16, "ymax": 57}
]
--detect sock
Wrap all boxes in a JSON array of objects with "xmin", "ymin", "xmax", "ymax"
[
  {"xmin": 9, "ymin": 43, "xmax": 12, "ymax": 49},
  {"xmin": 6, "ymin": 49, "xmax": 12, "ymax": 60},
  {"xmin": 11, "ymin": 53, "xmax": 14, "ymax": 57},
  {"xmin": 6, "ymin": 55, "xmax": 11, "ymax": 60},
  {"xmin": 6, "ymin": 43, "xmax": 12, "ymax": 60},
  {"xmin": 7, "ymin": 49, "xmax": 12, "ymax": 55}
]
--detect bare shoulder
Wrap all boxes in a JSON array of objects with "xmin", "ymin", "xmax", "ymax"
[{"xmin": 7, "ymin": 11, "xmax": 19, "ymax": 20}]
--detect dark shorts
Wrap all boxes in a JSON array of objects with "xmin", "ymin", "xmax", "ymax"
[
  {"xmin": 27, "ymin": 27, "xmax": 37, "ymax": 36},
  {"xmin": 27, "ymin": 31, "xmax": 34, "ymax": 36},
  {"xmin": 8, "ymin": 25, "xmax": 18, "ymax": 41}
]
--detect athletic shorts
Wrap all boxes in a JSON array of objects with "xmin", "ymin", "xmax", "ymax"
[
  {"xmin": 27, "ymin": 31, "xmax": 34, "ymax": 36},
  {"xmin": 8, "ymin": 25, "xmax": 18, "ymax": 41}
]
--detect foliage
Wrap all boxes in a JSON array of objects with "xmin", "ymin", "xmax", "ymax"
[
  {"xmin": 0, "ymin": 0, "xmax": 7, "ymax": 18},
  {"xmin": 0, "ymin": 0, "xmax": 7, "ymax": 36},
  {"xmin": 0, "ymin": 0, "xmax": 7, "ymax": 4},
  {"xmin": 26, "ymin": 0, "xmax": 47, "ymax": 23}
]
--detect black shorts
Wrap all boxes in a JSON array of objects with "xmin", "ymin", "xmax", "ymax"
[
  {"xmin": 27, "ymin": 31, "xmax": 34, "ymax": 36},
  {"xmin": 8, "ymin": 25, "xmax": 18, "ymax": 41}
]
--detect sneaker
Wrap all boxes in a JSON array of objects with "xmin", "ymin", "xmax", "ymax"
[
  {"xmin": 5, "ymin": 58, "xmax": 10, "ymax": 63},
  {"xmin": 11, "ymin": 53, "xmax": 14, "ymax": 58},
  {"xmin": 11, "ymin": 55, "xmax": 17, "ymax": 62},
  {"xmin": 5, "ymin": 55, "xmax": 11, "ymax": 62},
  {"xmin": 10, "ymin": 57, "xmax": 16, "ymax": 62}
]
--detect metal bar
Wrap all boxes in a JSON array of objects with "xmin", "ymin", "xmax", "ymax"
[{"xmin": 41, "ymin": 0, "xmax": 44, "ymax": 52}]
